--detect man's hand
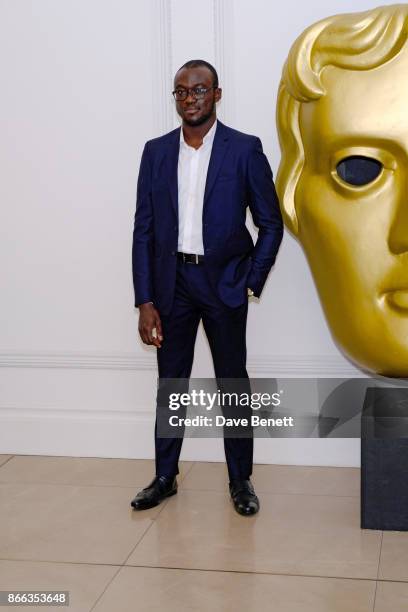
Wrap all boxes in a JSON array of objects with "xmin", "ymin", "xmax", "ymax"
[{"xmin": 138, "ymin": 303, "xmax": 163, "ymax": 348}]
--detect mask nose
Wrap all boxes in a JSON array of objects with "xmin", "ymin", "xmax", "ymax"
[{"xmin": 388, "ymin": 193, "xmax": 408, "ymax": 255}]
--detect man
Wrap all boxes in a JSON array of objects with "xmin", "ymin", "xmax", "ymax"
[
  {"xmin": 131, "ymin": 59, "xmax": 283, "ymax": 515},
  {"xmin": 276, "ymin": 4, "xmax": 408, "ymax": 377}
]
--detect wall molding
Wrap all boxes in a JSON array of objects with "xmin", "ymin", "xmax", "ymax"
[
  {"xmin": 0, "ymin": 405, "xmax": 153, "ymax": 418},
  {"xmin": 0, "ymin": 351, "xmax": 361, "ymax": 376},
  {"xmin": 213, "ymin": 0, "xmax": 235, "ymax": 125},
  {"xmin": 152, "ymin": 0, "xmax": 174, "ymax": 135},
  {"xmin": 0, "ymin": 351, "xmax": 157, "ymax": 371},
  {"xmin": 248, "ymin": 355, "xmax": 362, "ymax": 377}
]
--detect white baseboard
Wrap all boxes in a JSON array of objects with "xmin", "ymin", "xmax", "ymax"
[
  {"xmin": 0, "ymin": 411, "xmax": 361, "ymax": 467},
  {"xmin": 0, "ymin": 351, "xmax": 363, "ymax": 464}
]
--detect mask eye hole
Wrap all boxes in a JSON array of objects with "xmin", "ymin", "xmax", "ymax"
[{"xmin": 336, "ymin": 156, "xmax": 383, "ymax": 186}]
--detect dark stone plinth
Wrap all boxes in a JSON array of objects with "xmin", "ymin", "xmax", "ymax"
[{"xmin": 361, "ymin": 387, "xmax": 408, "ymax": 531}]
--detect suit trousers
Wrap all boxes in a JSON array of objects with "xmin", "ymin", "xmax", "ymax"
[{"xmin": 154, "ymin": 258, "xmax": 253, "ymax": 481}]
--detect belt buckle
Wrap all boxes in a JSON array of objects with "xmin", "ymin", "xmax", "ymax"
[{"xmin": 195, "ymin": 254, "xmax": 198, "ymax": 264}]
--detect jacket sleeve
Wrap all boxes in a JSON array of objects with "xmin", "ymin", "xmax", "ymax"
[
  {"xmin": 246, "ymin": 137, "xmax": 283, "ymax": 297},
  {"xmin": 132, "ymin": 142, "xmax": 154, "ymax": 307}
]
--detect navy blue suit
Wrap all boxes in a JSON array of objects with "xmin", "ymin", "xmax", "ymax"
[{"xmin": 132, "ymin": 120, "xmax": 283, "ymax": 479}]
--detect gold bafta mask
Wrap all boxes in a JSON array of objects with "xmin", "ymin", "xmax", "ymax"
[{"xmin": 277, "ymin": 5, "xmax": 408, "ymax": 377}]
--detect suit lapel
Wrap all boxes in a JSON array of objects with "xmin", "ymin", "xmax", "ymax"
[
  {"xmin": 204, "ymin": 121, "xmax": 230, "ymax": 204},
  {"xmin": 165, "ymin": 127, "xmax": 181, "ymax": 219}
]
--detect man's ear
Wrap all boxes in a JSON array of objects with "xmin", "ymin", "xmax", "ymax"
[
  {"xmin": 215, "ymin": 87, "xmax": 222, "ymax": 102},
  {"xmin": 276, "ymin": 168, "xmax": 299, "ymax": 236},
  {"xmin": 276, "ymin": 86, "xmax": 304, "ymax": 236}
]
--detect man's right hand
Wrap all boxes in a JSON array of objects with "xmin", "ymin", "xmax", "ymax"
[{"xmin": 138, "ymin": 303, "xmax": 163, "ymax": 348}]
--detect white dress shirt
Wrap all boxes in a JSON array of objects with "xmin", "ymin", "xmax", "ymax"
[{"xmin": 177, "ymin": 119, "xmax": 217, "ymax": 254}]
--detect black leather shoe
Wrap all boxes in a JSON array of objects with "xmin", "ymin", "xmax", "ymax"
[
  {"xmin": 229, "ymin": 479, "xmax": 259, "ymax": 516},
  {"xmin": 130, "ymin": 475, "xmax": 177, "ymax": 510}
]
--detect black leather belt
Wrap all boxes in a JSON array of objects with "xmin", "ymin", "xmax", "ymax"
[{"xmin": 177, "ymin": 252, "xmax": 205, "ymax": 264}]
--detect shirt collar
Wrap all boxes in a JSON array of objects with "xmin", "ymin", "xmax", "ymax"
[{"xmin": 180, "ymin": 119, "xmax": 218, "ymax": 148}]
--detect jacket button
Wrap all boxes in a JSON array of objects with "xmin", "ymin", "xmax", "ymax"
[
  {"xmin": 171, "ymin": 251, "xmax": 175, "ymax": 255},
  {"xmin": 173, "ymin": 225, "xmax": 177, "ymax": 230}
]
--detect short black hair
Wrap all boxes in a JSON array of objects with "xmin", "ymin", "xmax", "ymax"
[{"xmin": 175, "ymin": 59, "xmax": 219, "ymax": 88}]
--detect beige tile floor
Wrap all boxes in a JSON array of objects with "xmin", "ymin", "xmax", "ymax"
[{"xmin": 0, "ymin": 455, "xmax": 406, "ymax": 611}]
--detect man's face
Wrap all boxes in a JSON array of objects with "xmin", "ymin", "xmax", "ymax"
[
  {"xmin": 296, "ymin": 44, "xmax": 408, "ymax": 376},
  {"xmin": 173, "ymin": 66, "xmax": 221, "ymax": 126}
]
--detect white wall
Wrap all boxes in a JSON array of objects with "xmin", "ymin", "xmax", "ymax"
[{"xmin": 0, "ymin": 0, "xmax": 396, "ymax": 466}]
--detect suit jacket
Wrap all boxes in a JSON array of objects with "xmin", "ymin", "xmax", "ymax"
[{"xmin": 132, "ymin": 120, "xmax": 283, "ymax": 316}]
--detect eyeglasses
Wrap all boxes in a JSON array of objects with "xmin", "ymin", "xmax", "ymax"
[{"xmin": 172, "ymin": 86, "xmax": 217, "ymax": 101}]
